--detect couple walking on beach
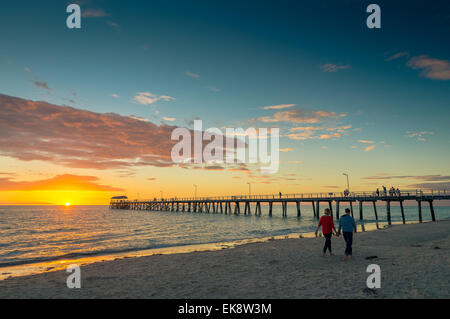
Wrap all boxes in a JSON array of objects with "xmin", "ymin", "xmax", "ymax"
[{"xmin": 315, "ymin": 208, "xmax": 357, "ymax": 260}]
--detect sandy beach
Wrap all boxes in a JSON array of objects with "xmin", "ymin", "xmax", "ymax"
[{"xmin": 0, "ymin": 221, "xmax": 449, "ymax": 299}]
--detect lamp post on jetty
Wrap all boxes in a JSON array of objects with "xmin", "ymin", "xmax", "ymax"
[
  {"xmin": 160, "ymin": 190, "xmax": 163, "ymax": 200},
  {"xmin": 343, "ymin": 173, "xmax": 350, "ymax": 193},
  {"xmin": 194, "ymin": 184, "xmax": 197, "ymax": 200},
  {"xmin": 247, "ymin": 182, "xmax": 251, "ymax": 198}
]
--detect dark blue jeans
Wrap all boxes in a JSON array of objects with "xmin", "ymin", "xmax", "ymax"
[
  {"xmin": 323, "ymin": 233, "xmax": 332, "ymax": 254},
  {"xmin": 343, "ymin": 232, "xmax": 353, "ymax": 256}
]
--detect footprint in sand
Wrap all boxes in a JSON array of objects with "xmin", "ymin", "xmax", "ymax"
[{"xmin": 365, "ymin": 256, "xmax": 378, "ymax": 260}]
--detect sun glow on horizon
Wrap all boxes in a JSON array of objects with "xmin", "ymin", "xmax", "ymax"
[{"xmin": 65, "ymin": 202, "xmax": 71, "ymax": 207}]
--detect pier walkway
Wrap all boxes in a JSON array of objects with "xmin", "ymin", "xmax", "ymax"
[{"xmin": 110, "ymin": 190, "xmax": 450, "ymax": 225}]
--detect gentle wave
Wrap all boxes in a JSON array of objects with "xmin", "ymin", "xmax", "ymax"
[
  {"xmin": 0, "ymin": 239, "xmax": 243, "ymax": 268},
  {"xmin": 0, "ymin": 245, "xmax": 171, "ymax": 268}
]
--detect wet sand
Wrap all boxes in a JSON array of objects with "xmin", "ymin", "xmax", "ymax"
[{"xmin": 1, "ymin": 221, "xmax": 449, "ymax": 298}]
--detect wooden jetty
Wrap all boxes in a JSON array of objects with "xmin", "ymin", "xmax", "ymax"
[{"xmin": 110, "ymin": 190, "xmax": 450, "ymax": 226}]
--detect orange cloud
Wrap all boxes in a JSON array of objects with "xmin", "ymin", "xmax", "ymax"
[
  {"xmin": 290, "ymin": 126, "xmax": 324, "ymax": 131},
  {"xmin": 286, "ymin": 128, "xmax": 348, "ymax": 140},
  {"xmin": 262, "ymin": 104, "xmax": 296, "ymax": 110},
  {"xmin": 0, "ymin": 94, "xmax": 182, "ymax": 169},
  {"xmin": 254, "ymin": 108, "xmax": 346, "ymax": 124},
  {"xmin": 407, "ymin": 55, "xmax": 450, "ymax": 80},
  {"xmin": 0, "ymin": 174, "xmax": 123, "ymax": 191},
  {"xmin": 319, "ymin": 133, "xmax": 341, "ymax": 139},
  {"xmin": 133, "ymin": 92, "xmax": 175, "ymax": 105},
  {"xmin": 365, "ymin": 145, "xmax": 375, "ymax": 151},
  {"xmin": 286, "ymin": 131, "xmax": 315, "ymax": 140},
  {"xmin": 192, "ymin": 165, "xmax": 225, "ymax": 171},
  {"xmin": 0, "ymin": 94, "xmax": 243, "ymax": 170},
  {"xmin": 228, "ymin": 163, "xmax": 250, "ymax": 173},
  {"xmin": 363, "ymin": 174, "xmax": 450, "ymax": 181},
  {"xmin": 327, "ymin": 125, "xmax": 352, "ymax": 132}
]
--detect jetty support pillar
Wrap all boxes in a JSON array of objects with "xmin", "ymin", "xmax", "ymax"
[
  {"xmin": 386, "ymin": 201, "xmax": 391, "ymax": 225},
  {"xmin": 399, "ymin": 200, "xmax": 405, "ymax": 224},
  {"xmin": 335, "ymin": 201, "xmax": 340, "ymax": 220},
  {"xmin": 418, "ymin": 200, "xmax": 422, "ymax": 223},
  {"xmin": 428, "ymin": 200, "xmax": 436, "ymax": 221},
  {"xmin": 373, "ymin": 201, "xmax": 379, "ymax": 228},
  {"xmin": 328, "ymin": 201, "xmax": 333, "ymax": 218}
]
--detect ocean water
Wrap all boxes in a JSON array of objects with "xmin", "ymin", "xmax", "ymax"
[{"xmin": 0, "ymin": 203, "xmax": 449, "ymax": 279}]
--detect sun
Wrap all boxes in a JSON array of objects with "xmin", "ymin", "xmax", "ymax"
[{"xmin": 65, "ymin": 202, "xmax": 71, "ymax": 207}]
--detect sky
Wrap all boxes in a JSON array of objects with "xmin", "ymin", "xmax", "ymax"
[{"xmin": 0, "ymin": 0, "xmax": 449, "ymax": 205}]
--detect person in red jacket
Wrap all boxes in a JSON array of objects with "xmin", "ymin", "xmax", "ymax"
[{"xmin": 315, "ymin": 208, "xmax": 337, "ymax": 256}]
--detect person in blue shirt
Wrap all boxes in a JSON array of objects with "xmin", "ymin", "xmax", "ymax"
[{"xmin": 337, "ymin": 208, "xmax": 357, "ymax": 260}]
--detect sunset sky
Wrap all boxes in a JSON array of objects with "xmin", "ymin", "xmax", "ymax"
[{"xmin": 0, "ymin": 0, "xmax": 449, "ymax": 205}]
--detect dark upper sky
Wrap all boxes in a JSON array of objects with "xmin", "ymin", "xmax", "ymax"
[{"xmin": 0, "ymin": 0, "xmax": 449, "ymax": 199}]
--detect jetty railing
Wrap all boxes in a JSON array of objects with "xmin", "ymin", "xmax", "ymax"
[{"xmin": 128, "ymin": 189, "xmax": 447, "ymax": 202}]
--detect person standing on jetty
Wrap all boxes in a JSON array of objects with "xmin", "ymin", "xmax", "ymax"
[
  {"xmin": 338, "ymin": 208, "xmax": 357, "ymax": 261},
  {"xmin": 315, "ymin": 208, "xmax": 337, "ymax": 257}
]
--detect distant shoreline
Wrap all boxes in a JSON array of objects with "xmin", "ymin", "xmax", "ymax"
[{"xmin": 1, "ymin": 220, "xmax": 449, "ymax": 298}]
